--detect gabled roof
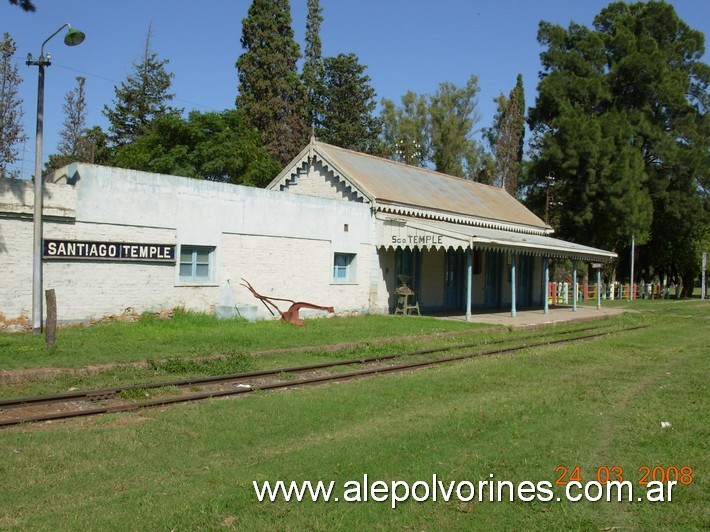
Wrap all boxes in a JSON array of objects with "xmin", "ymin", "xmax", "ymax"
[{"xmin": 268, "ymin": 139, "xmax": 550, "ymax": 235}]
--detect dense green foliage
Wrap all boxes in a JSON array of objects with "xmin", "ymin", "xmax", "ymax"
[
  {"xmin": 0, "ymin": 33, "xmax": 25, "ymax": 178},
  {"xmin": 311, "ymin": 53, "xmax": 382, "ymax": 153},
  {"xmin": 110, "ymin": 109, "xmax": 280, "ymax": 186},
  {"xmin": 528, "ymin": 1, "xmax": 708, "ymax": 293},
  {"xmin": 103, "ymin": 28, "xmax": 181, "ymax": 148},
  {"xmin": 380, "ymin": 91, "xmax": 429, "ymax": 166},
  {"xmin": 236, "ymin": 0, "xmax": 307, "ymax": 166},
  {"xmin": 381, "ymin": 76, "xmax": 486, "ymax": 179}
]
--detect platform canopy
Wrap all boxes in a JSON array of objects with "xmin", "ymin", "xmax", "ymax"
[{"xmin": 377, "ymin": 214, "xmax": 617, "ymax": 263}]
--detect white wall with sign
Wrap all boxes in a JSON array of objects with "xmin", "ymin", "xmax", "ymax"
[{"xmin": 0, "ymin": 165, "xmax": 372, "ymax": 327}]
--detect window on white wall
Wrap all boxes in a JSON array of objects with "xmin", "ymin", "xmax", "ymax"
[
  {"xmin": 179, "ymin": 245, "xmax": 214, "ymax": 281},
  {"xmin": 333, "ymin": 252, "xmax": 356, "ymax": 283}
]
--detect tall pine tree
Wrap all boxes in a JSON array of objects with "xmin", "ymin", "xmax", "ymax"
[
  {"xmin": 103, "ymin": 25, "xmax": 180, "ymax": 147},
  {"xmin": 45, "ymin": 76, "xmax": 92, "ymax": 172},
  {"xmin": 0, "ymin": 33, "xmax": 26, "ymax": 178},
  {"xmin": 236, "ymin": 0, "xmax": 307, "ymax": 166},
  {"xmin": 312, "ymin": 53, "xmax": 381, "ymax": 153},
  {"xmin": 486, "ymin": 77, "xmax": 525, "ymax": 195},
  {"xmin": 303, "ymin": 0, "xmax": 324, "ymax": 132}
]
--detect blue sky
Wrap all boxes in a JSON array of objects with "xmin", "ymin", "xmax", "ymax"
[{"xmin": 3, "ymin": 0, "xmax": 709, "ymax": 179}]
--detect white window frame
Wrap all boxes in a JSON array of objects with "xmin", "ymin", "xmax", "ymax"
[
  {"xmin": 177, "ymin": 245, "xmax": 216, "ymax": 285},
  {"xmin": 333, "ymin": 252, "xmax": 357, "ymax": 284}
]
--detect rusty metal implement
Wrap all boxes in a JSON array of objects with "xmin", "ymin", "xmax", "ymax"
[{"xmin": 240, "ymin": 278, "xmax": 334, "ymax": 326}]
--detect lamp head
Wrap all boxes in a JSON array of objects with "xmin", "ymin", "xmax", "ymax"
[{"xmin": 63, "ymin": 27, "xmax": 85, "ymax": 46}]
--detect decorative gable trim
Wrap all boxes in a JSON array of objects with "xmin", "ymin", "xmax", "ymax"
[{"xmin": 266, "ymin": 140, "xmax": 373, "ymax": 204}]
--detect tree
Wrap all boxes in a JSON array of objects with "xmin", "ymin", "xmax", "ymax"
[
  {"xmin": 486, "ymin": 77, "xmax": 526, "ymax": 195},
  {"xmin": 45, "ymin": 76, "xmax": 92, "ymax": 172},
  {"xmin": 381, "ymin": 91, "xmax": 429, "ymax": 166},
  {"xmin": 302, "ymin": 0, "xmax": 324, "ymax": 132},
  {"xmin": 110, "ymin": 109, "xmax": 280, "ymax": 187},
  {"xmin": 528, "ymin": 1, "xmax": 709, "ymax": 295},
  {"xmin": 0, "ymin": 33, "xmax": 26, "ymax": 179},
  {"xmin": 84, "ymin": 126, "xmax": 111, "ymax": 165},
  {"xmin": 312, "ymin": 53, "xmax": 381, "ymax": 154},
  {"xmin": 236, "ymin": 0, "xmax": 307, "ymax": 166},
  {"xmin": 380, "ymin": 77, "xmax": 486, "ymax": 177},
  {"xmin": 8, "ymin": 0, "xmax": 35, "ymax": 11},
  {"xmin": 103, "ymin": 25, "xmax": 180, "ymax": 147},
  {"xmin": 428, "ymin": 75, "xmax": 483, "ymax": 178}
]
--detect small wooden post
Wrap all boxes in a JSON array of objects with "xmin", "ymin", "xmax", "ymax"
[{"xmin": 45, "ymin": 289, "xmax": 57, "ymax": 349}]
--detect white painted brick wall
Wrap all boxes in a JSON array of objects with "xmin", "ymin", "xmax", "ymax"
[{"xmin": 0, "ymin": 168, "xmax": 375, "ymax": 326}]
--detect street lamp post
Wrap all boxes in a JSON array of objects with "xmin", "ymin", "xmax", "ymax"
[
  {"xmin": 545, "ymin": 173, "xmax": 555, "ymax": 226},
  {"xmin": 26, "ymin": 23, "xmax": 85, "ymax": 335},
  {"xmin": 396, "ymin": 139, "xmax": 421, "ymax": 166}
]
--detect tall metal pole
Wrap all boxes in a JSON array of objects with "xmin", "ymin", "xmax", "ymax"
[
  {"xmin": 597, "ymin": 267, "xmax": 602, "ymax": 310},
  {"xmin": 465, "ymin": 243, "xmax": 472, "ymax": 322},
  {"xmin": 629, "ymin": 234, "xmax": 635, "ymax": 301},
  {"xmin": 543, "ymin": 256, "xmax": 549, "ymax": 314},
  {"xmin": 31, "ymin": 61, "xmax": 45, "ymax": 334},
  {"xmin": 702, "ymin": 252, "xmax": 707, "ymax": 300},
  {"xmin": 510, "ymin": 253, "xmax": 516, "ymax": 318},
  {"xmin": 26, "ymin": 24, "xmax": 85, "ymax": 335},
  {"xmin": 572, "ymin": 261, "xmax": 577, "ymax": 312}
]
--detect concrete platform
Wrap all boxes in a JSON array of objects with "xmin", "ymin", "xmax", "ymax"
[{"xmin": 437, "ymin": 305, "xmax": 629, "ymax": 329}]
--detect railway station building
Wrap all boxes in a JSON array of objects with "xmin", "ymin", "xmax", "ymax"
[{"xmin": 0, "ymin": 138, "xmax": 616, "ymax": 329}]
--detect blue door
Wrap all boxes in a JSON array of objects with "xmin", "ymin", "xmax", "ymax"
[
  {"xmin": 444, "ymin": 249, "xmax": 463, "ymax": 310},
  {"xmin": 484, "ymin": 251, "xmax": 502, "ymax": 308},
  {"xmin": 517, "ymin": 255, "xmax": 534, "ymax": 307}
]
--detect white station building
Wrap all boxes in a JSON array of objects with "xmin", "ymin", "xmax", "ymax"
[{"xmin": 0, "ymin": 138, "xmax": 616, "ymax": 329}]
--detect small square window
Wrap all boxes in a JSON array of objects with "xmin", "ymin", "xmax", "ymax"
[
  {"xmin": 179, "ymin": 245, "xmax": 214, "ymax": 281},
  {"xmin": 333, "ymin": 252, "xmax": 356, "ymax": 283}
]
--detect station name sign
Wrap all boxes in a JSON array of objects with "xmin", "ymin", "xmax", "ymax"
[
  {"xmin": 44, "ymin": 239, "xmax": 175, "ymax": 262},
  {"xmin": 391, "ymin": 234, "xmax": 444, "ymax": 246}
]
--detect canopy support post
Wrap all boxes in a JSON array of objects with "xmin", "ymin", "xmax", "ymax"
[
  {"xmin": 572, "ymin": 261, "xmax": 577, "ymax": 312},
  {"xmin": 465, "ymin": 242, "xmax": 472, "ymax": 322},
  {"xmin": 543, "ymin": 256, "xmax": 549, "ymax": 315},
  {"xmin": 510, "ymin": 252, "xmax": 517, "ymax": 318}
]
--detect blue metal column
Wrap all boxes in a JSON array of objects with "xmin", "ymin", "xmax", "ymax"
[
  {"xmin": 572, "ymin": 261, "xmax": 577, "ymax": 312},
  {"xmin": 596, "ymin": 267, "xmax": 602, "ymax": 310},
  {"xmin": 510, "ymin": 253, "xmax": 517, "ymax": 317},
  {"xmin": 543, "ymin": 256, "xmax": 549, "ymax": 314},
  {"xmin": 465, "ymin": 245, "xmax": 472, "ymax": 322}
]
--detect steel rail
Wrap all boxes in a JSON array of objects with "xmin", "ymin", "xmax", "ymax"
[
  {"xmin": 0, "ymin": 321, "xmax": 619, "ymax": 410},
  {"xmin": 0, "ymin": 324, "xmax": 646, "ymax": 427}
]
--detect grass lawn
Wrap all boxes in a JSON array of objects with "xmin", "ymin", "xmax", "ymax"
[
  {"xmin": 0, "ymin": 300, "xmax": 707, "ymax": 530},
  {"xmin": 0, "ymin": 312, "xmax": 493, "ymax": 370}
]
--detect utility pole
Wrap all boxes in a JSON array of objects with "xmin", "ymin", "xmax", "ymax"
[{"xmin": 629, "ymin": 235, "xmax": 636, "ymax": 301}]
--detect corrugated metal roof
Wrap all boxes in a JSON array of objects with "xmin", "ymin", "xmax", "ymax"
[{"xmin": 312, "ymin": 141, "xmax": 548, "ymax": 231}]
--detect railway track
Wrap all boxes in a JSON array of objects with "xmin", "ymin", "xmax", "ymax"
[{"xmin": 0, "ymin": 322, "xmax": 646, "ymax": 427}]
